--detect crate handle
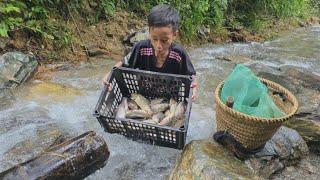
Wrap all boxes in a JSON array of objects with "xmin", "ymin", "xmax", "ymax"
[
  {"xmin": 93, "ymin": 110, "xmax": 100, "ymax": 117},
  {"xmin": 93, "ymin": 67, "xmax": 116, "ymax": 118}
]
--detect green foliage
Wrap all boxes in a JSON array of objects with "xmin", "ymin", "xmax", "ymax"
[
  {"xmin": 0, "ymin": 0, "xmax": 317, "ymax": 44},
  {"xmin": 227, "ymin": 0, "xmax": 311, "ymax": 30}
]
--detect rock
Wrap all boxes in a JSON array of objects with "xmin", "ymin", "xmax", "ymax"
[
  {"xmin": 22, "ymin": 81, "xmax": 84, "ymax": 103},
  {"xmin": 0, "ymin": 52, "xmax": 38, "ymax": 88},
  {"xmin": 0, "ymin": 89, "xmax": 14, "ymax": 110},
  {"xmin": 169, "ymin": 140, "xmax": 256, "ymax": 179},
  {"xmin": 298, "ymin": 20, "xmax": 307, "ymax": 27},
  {"xmin": 0, "ymin": 105, "xmax": 65, "ymax": 171},
  {"xmin": 1, "ymin": 124, "xmax": 65, "ymax": 171},
  {"xmin": 0, "ymin": 131, "xmax": 110, "ymax": 180},
  {"xmin": 198, "ymin": 26, "xmax": 210, "ymax": 38},
  {"xmin": 81, "ymin": 44, "xmax": 110, "ymax": 57},
  {"xmin": 212, "ymin": 126, "xmax": 308, "ymax": 178},
  {"xmin": 272, "ymin": 154, "xmax": 320, "ymax": 179},
  {"xmin": 123, "ymin": 27, "xmax": 149, "ymax": 46},
  {"xmin": 285, "ymin": 117, "xmax": 320, "ymax": 153},
  {"xmin": 216, "ymin": 55, "xmax": 252, "ymax": 63},
  {"xmin": 246, "ymin": 126, "xmax": 309, "ymax": 178}
]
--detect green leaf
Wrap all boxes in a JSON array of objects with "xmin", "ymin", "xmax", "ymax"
[
  {"xmin": 0, "ymin": 23, "xmax": 9, "ymax": 37},
  {"xmin": 0, "ymin": 4, "xmax": 21, "ymax": 13}
]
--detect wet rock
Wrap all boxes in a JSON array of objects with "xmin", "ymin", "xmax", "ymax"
[
  {"xmin": 246, "ymin": 126, "xmax": 309, "ymax": 178},
  {"xmin": 0, "ymin": 89, "xmax": 13, "ymax": 110},
  {"xmin": 298, "ymin": 20, "xmax": 307, "ymax": 27},
  {"xmin": 272, "ymin": 153, "xmax": 320, "ymax": 179},
  {"xmin": 285, "ymin": 117, "xmax": 320, "ymax": 153},
  {"xmin": 0, "ymin": 52, "xmax": 38, "ymax": 88},
  {"xmin": 189, "ymin": 127, "xmax": 308, "ymax": 179},
  {"xmin": 0, "ymin": 131, "xmax": 109, "ymax": 180},
  {"xmin": 0, "ymin": 105, "xmax": 51, "ymax": 133},
  {"xmin": 216, "ymin": 55, "xmax": 252, "ymax": 63},
  {"xmin": 169, "ymin": 140, "xmax": 255, "ymax": 179},
  {"xmin": 123, "ymin": 27, "xmax": 149, "ymax": 46},
  {"xmin": 22, "ymin": 81, "xmax": 84, "ymax": 102},
  {"xmin": 279, "ymin": 66, "xmax": 320, "ymax": 91},
  {"xmin": 198, "ymin": 26, "xmax": 210, "ymax": 38},
  {"xmin": 0, "ymin": 124, "xmax": 66, "ymax": 172}
]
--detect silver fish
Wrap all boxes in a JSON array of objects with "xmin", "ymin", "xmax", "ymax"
[
  {"xmin": 150, "ymin": 98, "xmax": 164, "ymax": 105},
  {"xmin": 125, "ymin": 110, "xmax": 151, "ymax": 119},
  {"xmin": 128, "ymin": 99, "xmax": 139, "ymax": 110},
  {"xmin": 152, "ymin": 112, "xmax": 165, "ymax": 123},
  {"xmin": 143, "ymin": 119, "xmax": 158, "ymax": 124},
  {"xmin": 173, "ymin": 118, "xmax": 185, "ymax": 128},
  {"xmin": 131, "ymin": 93, "xmax": 153, "ymax": 115},
  {"xmin": 169, "ymin": 99, "xmax": 178, "ymax": 115},
  {"xmin": 164, "ymin": 109, "xmax": 170, "ymax": 117},
  {"xmin": 151, "ymin": 103, "xmax": 169, "ymax": 114},
  {"xmin": 174, "ymin": 102, "xmax": 185, "ymax": 119},
  {"xmin": 115, "ymin": 97, "xmax": 128, "ymax": 119},
  {"xmin": 159, "ymin": 113, "xmax": 174, "ymax": 125}
]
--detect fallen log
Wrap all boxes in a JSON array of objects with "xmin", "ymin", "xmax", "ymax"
[{"xmin": 0, "ymin": 131, "xmax": 109, "ymax": 180}]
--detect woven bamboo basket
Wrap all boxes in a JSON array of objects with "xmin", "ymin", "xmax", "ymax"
[{"xmin": 214, "ymin": 78, "xmax": 299, "ymax": 150}]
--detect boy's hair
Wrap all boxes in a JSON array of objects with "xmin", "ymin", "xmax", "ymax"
[{"xmin": 148, "ymin": 5, "xmax": 180, "ymax": 32}]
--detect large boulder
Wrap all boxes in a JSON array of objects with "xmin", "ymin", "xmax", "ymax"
[
  {"xmin": 246, "ymin": 126, "xmax": 309, "ymax": 178},
  {"xmin": 285, "ymin": 117, "xmax": 320, "ymax": 153},
  {"xmin": 169, "ymin": 140, "xmax": 256, "ymax": 179},
  {"xmin": 170, "ymin": 127, "xmax": 309, "ymax": 179},
  {"xmin": 0, "ymin": 52, "xmax": 38, "ymax": 88}
]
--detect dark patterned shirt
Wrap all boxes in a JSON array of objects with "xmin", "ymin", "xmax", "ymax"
[{"xmin": 122, "ymin": 40, "xmax": 196, "ymax": 76}]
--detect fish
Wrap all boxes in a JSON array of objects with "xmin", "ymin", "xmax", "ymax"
[
  {"xmin": 115, "ymin": 97, "xmax": 128, "ymax": 119},
  {"xmin": 159, "ymin": 113, "xmax": 174, "ymax": 126},
  {"xmin": 164, "ymin": 109, "xmax": 170, "ymax": 117},
  {"xmin": 152, "ymin": 112, "xmax": 165, "ymax": 123},
  {"xmin": 159, "ymin": 100, "xmax": 185, "ymax": 126},
  {"xmin": 169, "ymin": 99, "xmax": 178, "ymax": 115},
  {"xmin": 151, "ymin": 103, "xmax": 170, "ymax": 114},
  {"xmin": 127, "ymin": 99, "xmax": 139, "ymax": 110},
  {"xmin": 150, "ymin": 98, "xmax": 164, "ymax": 105},
  {"xmin": 131, "ymin": 93, "xmax": 153, "ymax": 115},
  {"xmin": 173, "ymin": 118, "xmax": 185, "ymax": 128},
  {"xmin": 143, "ymin": 119, "xmax": 158, "ymax": 124},
  {"xmin": 125, "ymin": 110, "xmax": 151, "ymax": 119},
  {"xmin": 174, "ymin": 102, "xmax": 185, "ymax": 119}
]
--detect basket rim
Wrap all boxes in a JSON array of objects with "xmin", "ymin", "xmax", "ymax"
[{"xmin": 214, "ymin": 77, "xmax": 299, "ymax": 123}]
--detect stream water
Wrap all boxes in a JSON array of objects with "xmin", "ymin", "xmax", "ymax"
[{"xmin": 0, "ymin": 25, "xmax": 319, "ymax": 179}]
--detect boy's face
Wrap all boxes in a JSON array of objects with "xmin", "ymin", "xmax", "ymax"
[{"xmin": 149, "ymin": 26, "xmax": 177, "ymax": 57}]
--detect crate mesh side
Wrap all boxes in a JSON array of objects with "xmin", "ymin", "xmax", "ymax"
[{"xmin": 96, "ymin": 68, "xmax": 191, "ymax": 149}]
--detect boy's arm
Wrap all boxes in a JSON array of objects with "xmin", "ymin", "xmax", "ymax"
[
  {"xmin": 102, "ymin": 61, "xmax": 123, "ymax": 84},
  {"xmin": 181, "ymin": 52, "xmax": 198, "ymax": 101},
  {"xmin": 191, "ymin": 75, "xmax": 198, "ymax": 101},
  {"xmin": 102, "ymin": 43, "xmax": 140, "ymax": 85}
]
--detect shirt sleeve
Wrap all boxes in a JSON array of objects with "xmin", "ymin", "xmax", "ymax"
[
  {"xmin": 181, "ymin": 51, "xmax": 196, "ymax": 76},
  {"xmin": 122, "ymin": 43, "xmax": 140, "ymax": 68}
]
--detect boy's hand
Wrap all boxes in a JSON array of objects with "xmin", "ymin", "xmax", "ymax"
[
  {"xmin": 102, "ymin": 72, "xmax": 113, "ymax": 92},
  {"xmin": 191, "ymin": 81, "xmax": 198, "ymax": 102}
]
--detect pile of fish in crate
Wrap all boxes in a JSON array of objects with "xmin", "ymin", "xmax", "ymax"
[{"xmin": 116, "ymin": 93, "xmax": 186, "ymax": 128}]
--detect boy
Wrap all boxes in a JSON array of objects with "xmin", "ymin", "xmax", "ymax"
[{"xmin": 102, "ymin": 5, "xmax": 198, "ymax": 100}]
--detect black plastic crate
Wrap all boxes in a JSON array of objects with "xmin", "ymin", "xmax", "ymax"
[{"xmin": 93, "ymin": 67, "xmax": 193, "ymax": 149}]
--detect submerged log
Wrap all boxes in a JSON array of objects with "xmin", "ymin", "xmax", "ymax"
[{"xmin": 0, "ymin": 131, "xmax": 110, "ymax": 180}]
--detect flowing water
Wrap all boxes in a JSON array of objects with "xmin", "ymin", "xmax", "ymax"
[{"xmin": 0, "ymin": 25, "xmax": 319, "ymax": 179}]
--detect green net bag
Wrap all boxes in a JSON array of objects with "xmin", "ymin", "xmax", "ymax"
[{"xmin": 221, "ymin": 64, "xmax": 285, "ymax": 118}]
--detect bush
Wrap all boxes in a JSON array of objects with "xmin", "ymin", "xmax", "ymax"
[{"xmin": 0, "ymin": 0, "xmax": 317, "ymax": 42}]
